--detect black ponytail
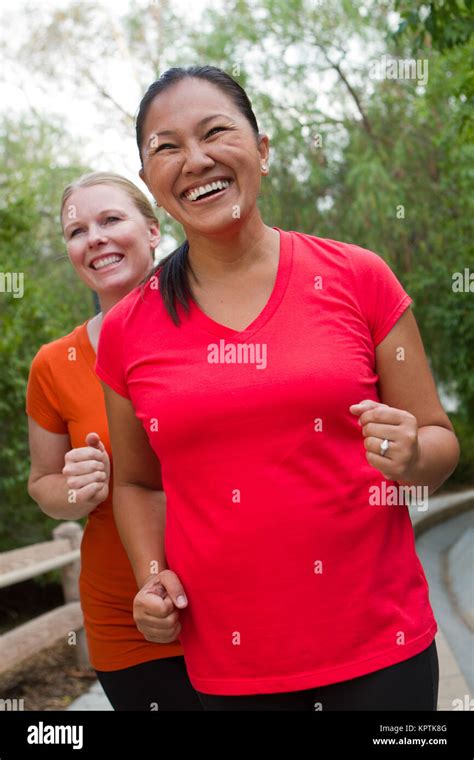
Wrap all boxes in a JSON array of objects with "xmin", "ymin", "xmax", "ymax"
[{"xmin": 141, "ymin": 240, "xmax": 195, "ymax": 326}]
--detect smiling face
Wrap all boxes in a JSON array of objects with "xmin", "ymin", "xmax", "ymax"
[
  {"xmin": 62, "ymin": 184, "xmax": 159, "ymax": 297},
  {"xmin": 138, "ymin": 78, "xmax": 269, "ymax": 238}
]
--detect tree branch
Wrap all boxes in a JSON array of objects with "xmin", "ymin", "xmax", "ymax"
[
  {"xmin": 82, "ymin": 69, "xmax": 135, "ymax": 125},
  {"xmin": 320, "ymin": 49, "xmax": 374, "ymax": 137}
]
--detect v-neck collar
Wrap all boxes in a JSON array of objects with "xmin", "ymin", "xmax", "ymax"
[{"xmin": 182, "ymin": 227, "xmax": 293, "ymax": 341}]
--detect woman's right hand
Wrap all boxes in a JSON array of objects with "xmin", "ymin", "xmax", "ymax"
[
  {"xmin": 62, "ymin": 431, "xmax": 110, "ymax": 509},
  {"xmin": 133, "ymin": 570, "xmax": 188, "ymax": 643}
]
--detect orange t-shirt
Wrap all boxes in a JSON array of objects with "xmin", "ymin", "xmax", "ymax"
[{"xmin": 26, "ymin": 320, "xmax": 183, "ymax": 671}]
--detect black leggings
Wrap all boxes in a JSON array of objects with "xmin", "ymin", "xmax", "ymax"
[
  {"xmin": 95, "ymin": 656, "xmax": 203, "ymax": 711},
  {"xmin": 196, "ymin": 640, "xmax": 439, "ymax": 711}
]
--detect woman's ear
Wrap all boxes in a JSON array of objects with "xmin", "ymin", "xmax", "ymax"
[
  {"xmin": 149, "ymin": 222, "xmax": 160, "ymax": 251},
  {"xmin": 257, "ymin": 133, "xmax": 270, "ymax": 164},
  {"xmin": 139, "ymin": 168, "xmax": 149, "ymax": 190}
]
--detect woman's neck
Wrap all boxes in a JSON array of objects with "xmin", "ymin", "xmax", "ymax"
[
  {"xmin": 86, "ymin": 291, "xmax": 122, "ymax": 352},
  {"xmin": 99, "ymin": 291, "xmax": 126, "ymax": 316},
  {"xmin": 185, "ymin": 215, "xmax": 275, "ymax": 281}
]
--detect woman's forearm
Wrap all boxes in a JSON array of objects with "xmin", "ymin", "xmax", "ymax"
[
  {"xmin": 28, "ymin": 473, "xmax": 97, "ymax": 520},
  {"xmin": 113, "ymin": 483, "xmax": 168, "ymax": 587},
  {"xmin": 397, "ymin": 424, "xmax": 460, "ymax": 496}
]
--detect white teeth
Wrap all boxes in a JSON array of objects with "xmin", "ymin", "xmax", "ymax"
[
  {"xmin": 185, "ymin": 179, "xmax": 231, "ymax": 202},
  {"xmin": 92, "ymin": 255, "xmax": 123, "ymax": 270}
]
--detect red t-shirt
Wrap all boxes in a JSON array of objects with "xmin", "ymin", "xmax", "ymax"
[{"xmin": 95, "ymin": 228, "xmax": 437, "ymax": 695}]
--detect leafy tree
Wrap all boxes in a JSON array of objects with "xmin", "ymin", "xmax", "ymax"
[
  {"xmin": 395, "ymin": 0, "xmax": 474, "ymax": 51},
  {"xmin": 0, "ymin": 116, "xmax": 91, "ymax": 551}
]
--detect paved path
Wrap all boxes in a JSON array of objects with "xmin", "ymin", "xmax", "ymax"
[
  {"xmin": 67, "ymin": 680, "xmax": 112, "ymax": 711},
  {"xmin": 416, "ymin": 510, "xmax": 473, "ymax": 706}
]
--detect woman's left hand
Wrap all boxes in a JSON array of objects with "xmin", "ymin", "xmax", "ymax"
[{"xmin": 349, "ymin": 399, "xmax": 420, "ymax": 482}]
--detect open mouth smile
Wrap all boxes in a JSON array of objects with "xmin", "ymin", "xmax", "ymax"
[
  {"xmin": 181, "ymin": 178, "xmax": 233, "ymax": 203},
  {"xmin": 89, "ymin": 254, "xmax": 124, "ymax": 271}
]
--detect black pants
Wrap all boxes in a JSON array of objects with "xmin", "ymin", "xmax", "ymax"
[
  {"xmin": 197, "ymin": 640, "xmax": 439, "ymax": 711},
  {"xmin": 95, "ymin": 655, "xmax": 203, "ymax": 711}
]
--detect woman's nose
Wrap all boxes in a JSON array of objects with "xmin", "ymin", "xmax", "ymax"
[
  {"xmin": 182, "ymin": 142, "xmax": 215, "ymax": 174},
  {"xmin": 87, "ymin": 225, "xmax": 107, "ymax": 247}
]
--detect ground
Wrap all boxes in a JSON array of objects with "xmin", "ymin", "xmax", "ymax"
[
  {"xmin": 0, "ymin": 578, "xmax": 96, "ymax": 711},
  {"xmin": 0, "ymin": 641, "xmax": 96, "ymax": 711}
]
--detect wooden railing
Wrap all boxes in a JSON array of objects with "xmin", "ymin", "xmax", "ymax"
[{"xmin": 0, "ymin": 522, "xmax": 89, "ymax": 678}]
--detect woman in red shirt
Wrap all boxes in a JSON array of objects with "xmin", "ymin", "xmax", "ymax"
[
  {"xmin": 27, "ymin": 171, "xmax": 202, "ymax": 710},
  {"xmin": 96, "ymin": 67, "xmax": 460, "ymax": 710}
]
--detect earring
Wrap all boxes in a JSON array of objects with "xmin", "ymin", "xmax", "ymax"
[
  {"xmin": 154, "ymin": 199, "xmax": 161, "ymax": 208},
  {"xmin": 261, "ymin": 162, "xmax": 268, "ymax": 173}
]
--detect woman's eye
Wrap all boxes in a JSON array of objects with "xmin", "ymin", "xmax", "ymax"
[
  {"xmin": 206, "ymin": 126, "xmax": 227, "ymax": 138},
  {"xmin": 154, "ymin": 143, "xmax": 176, "ymax": 153},
  {"xmin": 69, "ymin": 228, "xmax": 83, "ymax": 238},
  {"xmin": 105, "ymin": 216, "xmax": 120, "ymax": 223},
  {"xmin": 149, "ymin": 128, "xmax": 227, "ymax": 155}
]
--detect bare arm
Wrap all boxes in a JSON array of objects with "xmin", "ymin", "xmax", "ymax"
[
  {"xmin": 27, "ymin": 418, "xmax": 108, "ymax": 519},
  {"xmin": 101, "ymin": 383, "xmax": 168, "ymax": 587},
  {"xmin": 101, "ymin": 383, "xmax": 187, "ymax": 644},
  {"xmin": 374, "ymin": 307, "xmax": 460, "ymax": 494}
]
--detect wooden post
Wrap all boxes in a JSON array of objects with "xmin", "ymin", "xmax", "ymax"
[{"xmin": 52, "ymin": 522, "xmax": 90, "ymax": 669}]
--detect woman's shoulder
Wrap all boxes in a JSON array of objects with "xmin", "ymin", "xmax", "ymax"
[
  {"xmin": 287, "ymin": 228, "xmax": 380, "ymax": 261},
  {"xmin": 286, "ymin": 229, "xmax": 394, "ymax": 281},
  {"xmin": 30, "ymin": 321, "xmax": 89, "ymax": 369}
]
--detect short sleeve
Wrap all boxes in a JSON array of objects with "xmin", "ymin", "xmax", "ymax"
[
  {"xmin": 95, "ymin": 306, "xmax": 130, "ymax": 399},
  {"xmin": 348, "ymin": 244, "xmax": 413, "ymax": 346},
  {"xmin": 26, "ymin": 348, "xmax": 68, "ymax": 434}
]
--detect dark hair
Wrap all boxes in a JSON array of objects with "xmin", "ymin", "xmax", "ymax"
[{"xmin": 136, "ymin": 65, "xmax": 260, "ymax": 326}]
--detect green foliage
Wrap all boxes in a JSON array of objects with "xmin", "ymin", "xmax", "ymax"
[
  {"xmin": 0, "ymin": 116, "xmax": 91, "ymax": 551},
  {"xmin": 449, "ymin": 412, "xmax": 474, "ymax": 485},
  {"xmin": 327, "ymin": 44, "xmax": 474, "ymax": 413},
  {"xmin": 394, "ymin": 0, "xmax": 474, "ymax": 141},
  {"xmin": 395, "ymin": 0, "xmax": 474, "ymax": 52}
]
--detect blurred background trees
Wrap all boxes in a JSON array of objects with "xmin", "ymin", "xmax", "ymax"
[
  {"xmin": 0, "ymin": 117, "xmax": 90, "ymax": 550},
  {"xmin": 0, "ymin": 0, "xmax": 472, "ymax": 551}
]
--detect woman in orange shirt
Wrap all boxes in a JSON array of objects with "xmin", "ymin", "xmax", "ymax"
[{"xmin": 26, "ymin": 171, "xmax": 202, "ymax": 711}]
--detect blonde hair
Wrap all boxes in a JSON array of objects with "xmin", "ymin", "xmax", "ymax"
[{"xmin": 60, "ymin": 171, "xmax": 158, "ymax": 233}]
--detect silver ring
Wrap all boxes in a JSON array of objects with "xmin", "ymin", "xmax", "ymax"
[{"xmin": 380, "ymin": 439, "xmax": 390, "ymax": 457}]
